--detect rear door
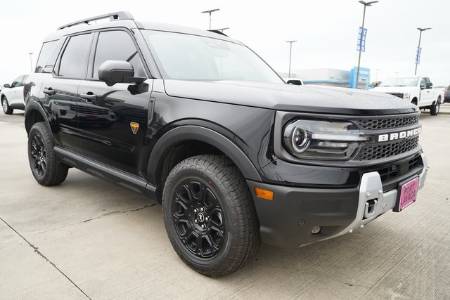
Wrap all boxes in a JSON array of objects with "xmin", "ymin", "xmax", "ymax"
[
  {"xmin": 44, "ymin": 33, "xmax": 94, "ymax": 149},
  {"xmin": 75, "ymin": 29, "xmax": 152, "ymax": 175}
]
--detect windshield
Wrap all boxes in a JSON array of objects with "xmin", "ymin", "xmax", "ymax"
[
  {"xmin": 379, "ymin": 77, "xmax": 419, "ymax": 87},
  {"xmin": 143, "ymin": 30, "xmax": 283, "ymax": 83}
]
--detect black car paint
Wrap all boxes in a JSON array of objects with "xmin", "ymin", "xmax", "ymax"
[{"xmin": 25, "ymin": 19, "xmax": 423, "ymax": 248}]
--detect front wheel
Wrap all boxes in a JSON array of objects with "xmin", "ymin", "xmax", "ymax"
[
  {"xmin": 162, "ymin": 155, "xmax": 259, "ymax": 277},
  {"xmin": 430, "ymin": 101, "xmax": 440, "ymax": 116},
  {"xmin": 28, "ymin": 122, "xmax": 69, "ymax": 186},
  {"xmin": 2, "ymin": 97, "xmax": 13, "ymax": 115}
]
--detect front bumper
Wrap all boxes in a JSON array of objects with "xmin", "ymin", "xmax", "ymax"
[{"xmin": 248, "ymin": 153, "xmax": 429, "ymax": 248}]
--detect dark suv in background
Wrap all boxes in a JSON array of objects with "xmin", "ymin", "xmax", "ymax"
[{"xmin": 25, "ymin": 12, "xmax": 428, "ymax": 277}]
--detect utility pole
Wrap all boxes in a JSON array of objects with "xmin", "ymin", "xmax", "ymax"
[
  {"xmin": 28, "ymin": 52, "xmax": 33, "ymax": 73},
  {"xmin": 355, "ymin": 0, "xmax": 378, "ymax": 88},
  {"xmin": 286, "ymin": 40, "xmax": 297, "ymax": 78},
  {"xmin": 201, "ymin": 8, "xmax": 220, "ymax": 30},
  {"xmin": 415, "ymin": 27, "xmax": 431, "ymax": 76}
]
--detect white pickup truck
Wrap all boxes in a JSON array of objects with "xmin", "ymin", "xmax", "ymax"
[{"xmin": 372, "ymin": 76, "xmax": 442, "ymax": 115}]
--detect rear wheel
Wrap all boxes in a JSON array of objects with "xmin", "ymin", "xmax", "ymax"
[
  {"xmin": 2, "ymin": 97, "xmax": 13, "ymax": 115},
  {"xmin": 28, "ymin": 122, "xmax": 68, "ymax": 186},
  {"xmin": 162, "ymin": 155, "xmax": 259, "ymax": 277},
  {"xmin": 430, "ymin": 100, "xmax": 440, "ymax": 116}
]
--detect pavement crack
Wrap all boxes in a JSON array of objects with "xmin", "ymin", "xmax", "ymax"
[
  {"xmin": 82, "ymin": 203, "xmax": 156, "ymax": 223},
  {"xmin": 0, "ymin": 216, "xmax": 92, "ymax": 300}
]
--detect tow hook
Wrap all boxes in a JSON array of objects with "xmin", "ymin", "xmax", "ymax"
[{"xmin": 364, "ymin": 199, "xmax": 378, "ymax": 218}]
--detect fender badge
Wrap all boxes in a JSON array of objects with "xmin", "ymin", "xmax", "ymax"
[{"xmin": 130, "ymin": 122, "xmax": 140, "ymax": 135}]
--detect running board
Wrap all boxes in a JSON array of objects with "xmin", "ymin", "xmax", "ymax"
[{"xmin": 54, "ymin": 146, "xmax": 156, "ymax": 196}]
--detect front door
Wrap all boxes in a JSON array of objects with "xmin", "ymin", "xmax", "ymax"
[{"xmin": 76, "ymin": 30, "xmax": 152, "ymax": 175}]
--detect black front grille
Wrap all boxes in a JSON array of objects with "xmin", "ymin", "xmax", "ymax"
[
  {"xmin": 353, "ymin": 114, "xmax": 419, "ymax": 130},
  {"xmin": 366, "ymin": 154, "xmax": 424, "ymax": 192},
  {"xmin": 355, "ymin": 136, "xmax": 419, "ymax": 161}
]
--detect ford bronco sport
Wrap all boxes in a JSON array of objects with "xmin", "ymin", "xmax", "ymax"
[{"xmin": 25, "ymin": 12, "xmax": 428, "ymax": 277}]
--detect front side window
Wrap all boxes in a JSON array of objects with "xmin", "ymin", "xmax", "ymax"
[
  {"xmin": 58, "ymin": 34, "xmax": 93, "ymax": 78},
  {"xmin": 35, "ymin": 40, "xmax": 59, "ymax": 73},
  {"xmin": 143, "ymin": 30, "xmax": 282, "ymax": 83},
  {"xmin": 92, "ymin": 30, "xmax": 146, "ymax": 79}
]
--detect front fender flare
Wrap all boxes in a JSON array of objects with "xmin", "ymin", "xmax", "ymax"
[{"xmin": 147, "ymin": 125, "xmax": 262, "ymax": 183}]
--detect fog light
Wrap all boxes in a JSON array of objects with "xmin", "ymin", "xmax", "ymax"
[{"xmin": 311, "ymin": 225, "xmax": 321, "ymax": 234}]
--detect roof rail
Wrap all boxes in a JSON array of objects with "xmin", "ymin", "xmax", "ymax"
[{"xmin": 58, "ymin": 11, "xmax": 134, "ymax": 30}]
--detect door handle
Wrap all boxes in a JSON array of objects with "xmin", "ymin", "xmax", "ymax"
[
  {"xmin": 80, "ymin": 92, "xmax": 97, "ymax": 102},
  {"xmin": 43, "ymin": 87, "xmax": 55, "ymax": 95}
]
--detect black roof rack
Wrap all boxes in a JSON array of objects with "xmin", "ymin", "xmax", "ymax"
[{"xmin": 58, "ymin": 11, "xmax": 134, "ymax": 30}]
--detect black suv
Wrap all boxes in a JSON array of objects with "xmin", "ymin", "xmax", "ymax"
[{"xmin": 25, "ymin": 12, "xmax": 428, "ymax": 277}]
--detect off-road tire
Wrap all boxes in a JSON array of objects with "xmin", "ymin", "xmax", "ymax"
[
  {"xmin": 162, "ymin": 155, "xmax": 260, "ymax": 277},
  {"xmin": 28, "ymin": 122, "xmax": 68, "ymax": 186},
  {"xmin": 2, "ymin": 97, "xmax": 13, "ymax": 115}
]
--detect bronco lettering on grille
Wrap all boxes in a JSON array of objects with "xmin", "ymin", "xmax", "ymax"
[{"xmin": 378, "ymin": 128, "xmax": 419, "ymax": 142}]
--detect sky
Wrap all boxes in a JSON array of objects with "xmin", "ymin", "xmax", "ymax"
[{"xmin": 0, "ymin": 0, "xmax": 449, "ymax": 86}]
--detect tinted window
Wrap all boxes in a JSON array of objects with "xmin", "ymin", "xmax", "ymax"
[
  {"xmin": 59, "ymin": 34, "xmax": 92, "ymax": 78},
  {"xmin": 92, "ymin": 31, "xmax": 146, "ymax": 79},
  {"xmin": 35, "ymin": 40, "xmax": 59, "ymax": 73}
]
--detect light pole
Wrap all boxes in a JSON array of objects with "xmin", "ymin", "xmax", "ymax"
[
  {"xmin": 28, "ymin": 52, "xmax": 33, "ymax": 73},
  {"xmin": 201, "ymin": 8, "xmax": 220, "ymax": 30},
  {"xmin": 414, "ymin": 27, "xmax": 431, "ymax": 76},
  {"xmin": 286, "ymin": 40, "xmax": 297, "ymax": 78},
  {"xmin": 355, "ymin": 0, "xmax": 378, "ymax": 88}
]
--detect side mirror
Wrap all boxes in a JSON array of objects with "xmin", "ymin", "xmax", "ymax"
[
  {"xmin": 287, "ymin": 79, "xmax": 303, "ymax": 86},
  {"xmin": 3, "ymin": 83, "xmax": 10, "ymax": 88},
  {"xmin": 420, "ymin": 83, "xmax": 426, "ymax": 90},
  {"xmin": 98, "ymin": 60, "xmax": 145, "ymax": 86}
]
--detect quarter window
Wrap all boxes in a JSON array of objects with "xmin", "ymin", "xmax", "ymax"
[
  {"xmin": 59, "ymin": 34, "xmax": 93, "ymax": 78},
  {"xmin": 92, "ymin": 30, "xmax": 146, "ymax": 79}
]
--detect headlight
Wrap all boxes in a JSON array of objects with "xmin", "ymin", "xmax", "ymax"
[{"xmin": 283, "ymin": 119, "xmax": 368, "ymax": 160}]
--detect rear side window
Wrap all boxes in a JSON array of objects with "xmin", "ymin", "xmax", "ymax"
[
  {"xmin": 58, "ymin": 33, "xmax": 93, "ymax": 78},
  {"xmin": 92, "ymin": 30, "xmax": 146, "ymax": 79},
  {"xmin": 35, "ymin": 40, "xmax": 59, "ymax": 73}
]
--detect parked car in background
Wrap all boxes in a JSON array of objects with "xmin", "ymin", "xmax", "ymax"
[
  {"xmin": 1, "ymin": 74, "xmax": 28, "ymax": 114},
  {"xmin": 371, "ymin": 77, "xmax": 442, "ymax": 115}
]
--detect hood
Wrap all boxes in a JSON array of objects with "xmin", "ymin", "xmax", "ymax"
[
  {"xmin": 164, "ymin": 80, "xmax": 417, "ymax": 116},
  {"xmin": 371, "ymin": 86, "xmax": 417, "ymax": 93}
]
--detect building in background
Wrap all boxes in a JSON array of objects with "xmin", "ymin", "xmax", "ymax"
[{"xmin": 280, "ymin": 67, "xmax": 371, "ymax": 89}]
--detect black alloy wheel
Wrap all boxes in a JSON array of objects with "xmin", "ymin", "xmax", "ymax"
[
  {"xmin": 30, "ymin": 133, "xmax": 48, "ymax": 177},
  {"xmin": 171, "ymin": 179, "xmax": 225, "ymax": 259}
]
